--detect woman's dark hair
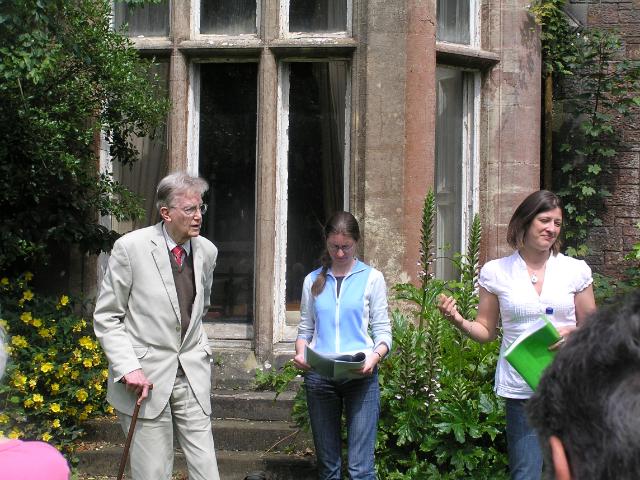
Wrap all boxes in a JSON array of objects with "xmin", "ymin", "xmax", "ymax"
[
  {"xmin": 311, "ymin": 211, "xmax": 360, "ymax": 296},
  {"xmin": 506, "ymin": 190, "xmax": 563, "ymax": 255}
]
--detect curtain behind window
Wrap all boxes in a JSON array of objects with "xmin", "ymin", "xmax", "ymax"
[
  {"xmin": 437, "ymin": 0, "xmax": 470, "ymax": 45},
  {"xmin": 435, "ymin": 67, "xmax": 464, "ymax": 280}
]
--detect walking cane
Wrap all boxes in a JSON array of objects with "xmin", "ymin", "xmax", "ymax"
[{"xmin": 117, "ymin": 384, "xmax": 153, "ymax": 480}]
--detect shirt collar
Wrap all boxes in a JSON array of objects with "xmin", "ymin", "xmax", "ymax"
[{"xmin": 162, "ymin": 223, "xmax": 192, "ymax": 255}]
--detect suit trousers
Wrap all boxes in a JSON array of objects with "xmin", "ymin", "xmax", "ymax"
[{"xmin": 117, "ymin": 375, "xmax": 220, "ymax": 480}]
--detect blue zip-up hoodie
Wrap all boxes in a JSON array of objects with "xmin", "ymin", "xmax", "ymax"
[{"xmin": 297, "ymin": 260, "xmax": 392, "ymax": 355}]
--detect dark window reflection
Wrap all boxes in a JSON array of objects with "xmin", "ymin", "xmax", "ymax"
[
  {"xmin": 286, "ymin": 62, "xmax": 348, "ymax": 312},
  {"xmin": 199, "ymin": 63, "xmax": 258, "ymax": 323},
  {"xmin": 200, "ymin": 0, "xmax": 257, "ymax": 35},
  {"xmin": 289, "ymin": 0, "xmax": 347, "ymax": 33},
  {"xmin": 113, "ymin": 1, "xmax": 170, "ymax": 37}
]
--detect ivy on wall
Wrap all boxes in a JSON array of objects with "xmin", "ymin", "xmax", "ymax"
[{"xmin": 530, "ymin": 0, "xmax": 640, "ymax": 257}]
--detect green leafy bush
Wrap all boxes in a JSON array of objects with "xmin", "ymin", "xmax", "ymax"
[
  {"xmin": 0, "ymin": 0, "xmax": 169, "ymax": 273},
  {"xmin": 376, "ymin": 192, "xmax": 507, "ymax": 479},
  {"xmin": 0, "ymin": 272, "xmax": 111, "ymax": 456}
]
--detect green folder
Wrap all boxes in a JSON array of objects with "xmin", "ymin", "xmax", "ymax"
[{"xmin": 504, "ymin": 316, "xmax": 562, "ymax": 390}]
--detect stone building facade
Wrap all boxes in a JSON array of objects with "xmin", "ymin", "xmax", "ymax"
[
  {"xmin": 564, "ymin": 1, "xmax": 640, "ymax": 278},
  {"xmin": 101, "ymin": 0, "xmax": 541, "ymax": 361}
]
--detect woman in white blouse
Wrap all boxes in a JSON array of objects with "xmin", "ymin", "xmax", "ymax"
[{"xmin": 438, "ymin": 190, "xmax": 596, "ymax": 480}]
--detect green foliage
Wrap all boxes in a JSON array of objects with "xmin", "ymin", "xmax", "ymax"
[
  {"xmin": 254, "ymin": 361, "xmax": 310, "ymax": 432},
  {"xmin": 593, "ymin": 222, "xmax": 640, "ymax": 304},
  {"xmin": 530, "ymin": 1, "xmax": 640, "ymax": 257},
  {"xmin": 0, "ymin": 272, "xmax": 111, "ymax": 458},
  {"xmin": 0, "ymin": 0, "xmax": 169, "ymax": 274},
  {"xmin": 376, "ymin": 194, "xmax": 507, "ymax": 479}
]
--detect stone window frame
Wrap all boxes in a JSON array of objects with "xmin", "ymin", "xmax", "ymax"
[
  {"xmin": 434, "ymin": 0, "xmax": 499, "ymax": 278},
  {"xmin": 109, "ymin": 1, "xmax": 359, "ymax": 355}
]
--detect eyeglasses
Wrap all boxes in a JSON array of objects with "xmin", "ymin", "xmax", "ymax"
[
  {"xmin": 170, "ymin": 203, "xmax": 208, "ymax": 217},
  {"xmin": 327, "ymin": 243, "xmax": 355, "ymax": 254}
]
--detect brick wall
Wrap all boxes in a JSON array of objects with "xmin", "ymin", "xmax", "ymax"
[{"xmin": 570, "ymin": 0, "xmax": 640, "ymax": 279}]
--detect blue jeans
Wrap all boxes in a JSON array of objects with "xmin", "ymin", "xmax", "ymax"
[
  {"xmin": 505, "ymin": 398, "xmax": 543, "ymax": 480},
  {"xmin": 304, "ymin": 370, "xmax": 380, "ymax": 480}
]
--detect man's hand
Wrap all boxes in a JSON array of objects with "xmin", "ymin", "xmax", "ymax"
[{"xmin": 122, "ymin": 369, "xmax": 153, "ymax": 405}]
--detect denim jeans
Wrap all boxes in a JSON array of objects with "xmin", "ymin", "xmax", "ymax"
[
  {"xmin": 304, "ymin": 370, "xmax": 380, "ymax": 480},
  {"xmin": 505, "ymin": 398, "xmax": 543, "ymax": 480}
]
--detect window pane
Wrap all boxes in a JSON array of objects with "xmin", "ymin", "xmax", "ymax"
[
  {"xmin": 435, "ymin": 67, "xmax": 464, "ymax": 280},
  {"xmin": 286, "ymin": 62, "xmax": 348, "ymax": 311},
  {"xmin": 199, "ymin": 63, "xmax": 258, "ymax": 324},
  {"xmin": 289, "ymin": 0, "xmax": 348, "ymax": 33},
  {"xmin": 437, "ymin": 0, "xmax": 470, "ymax": 45},
  {"xmin": 112, "ymin": 62, "xmax": 170, "ymax": 233},
  {"xmin": 114, "ymin": 1, "xmax": 170, "ymax": 37},
  {"xmin": 200, "ymin": 0, "xmax": 257, "ymax": 35}
]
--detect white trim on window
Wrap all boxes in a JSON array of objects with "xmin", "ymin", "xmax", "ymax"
[
  {"xmin": 274, "ymin": 62, "xmax": 291, "ymax": 343},
  {"xmin": 459, "ymin": 71, "xmax": 480, "ymax": 253}
]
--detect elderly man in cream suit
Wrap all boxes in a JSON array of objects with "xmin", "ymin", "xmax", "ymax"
[{"xmin": 94, "ymin": 172, "xmax": 220, "ymax": 480}]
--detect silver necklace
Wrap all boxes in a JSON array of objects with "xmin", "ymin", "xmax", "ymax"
[{"xmin": 530, "ymin": 273, "xmax": 538, "ymax": 284}]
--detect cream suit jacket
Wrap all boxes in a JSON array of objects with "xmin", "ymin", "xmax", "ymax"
[{"xmin": 93, "ymin": 222, "xmax": 217, "ymax": 419}]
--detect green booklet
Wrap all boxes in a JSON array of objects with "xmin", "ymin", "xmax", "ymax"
[
  {"xmin": 305, "ymin": 345, "xmax": 367, "ymax": 380},
  {"xmin": 504, "ymin": 316, "xmax": 562, "ymax": 390}
]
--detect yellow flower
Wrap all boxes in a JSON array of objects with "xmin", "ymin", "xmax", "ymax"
[
  {"xmin": 50, "ymin": 403, "xmax": 61, "ymax": 413},
  {"xmin": 0, "ymin": 413, "xmax": 9, "ymax": 424},
  {"xmin": 52, "ymin": 419, "xmax": 61, "ymax": 428},
  {"xmin": 12, "ymin": 373, "xmax": 27, "ymax": 388},
  {"xmin": 79, "ymin": 336, "xmax": 95, "ymax": 350},
  {"xmin": 29, "ymin": 379, "xmax": 37, "ymax": 389},
  {"xmin": 8, "ymin": 429, "xmax": 22, "ymax": 439},
  {"xmin": 0, "ymin": 318, "xmax": 8, "ymax": 330},
  {"xmin": 22, "ymin": 290, "xmax": 34, "ymax": 301},
  {"xmin": 70, "ymin": 370, "xmax": 79, "ymax": 380},
  {"xmin": 38, "ymin": 328, "xmax": 52, "ymax": 339},
  {"xmin": 106, "ymin": 405, "xmax": 115, "ymax": 415},
  {"xmin": 51, "ymin": 383, "xmax": 60, "ymax": 393},
  {"xmin": 101, "ymin": 369, "xmax": 109, "ymax": 379},
  {"xmin": 56, "ymin": 295, "xmax": 70, "ymax": 309},
  {"xmin": 23, "ymin": 398, "xmax": 34, "ymax": 408},
  {"xmin": 34, "ymin": 353, "xmax": 45, "ymax": 363},
  {"xmin": 11, "ymin": 335, "xmax": 28, "ymax": 348},
  {"xmin": 20, "ymin": 312, "xmax": 33, "ymax": 324},
  {"xmin": 0, "ymin": 277, "xmax": 8, "ymax": 286},
  {"xmin": 24, "ymin": 272, "xmax": 34, "ymax": 281},
  {"xmin": 72, "ymin": 319, "xmax": 87, "ymax": 332},
  {"xmin": 32, "ymin": 394, "xmax": 44, "ymax": 404},
  {"xmin": 32, "ymin": 318, "xmax": 43, "ymax": 328},
  {"xmin": 83, "ymin": 359, "xmax": 93, "ymax": 368},
  {"xmin": 42, "ymin": 432, "xmax": 52, "ymax": 442},
  {"xmin": 78, "ymin": 412, "xmax": 88, "ymax": 421},
  {"xmin": 76, "ymin": 389, "xmax": 89, "ymax": 402},
  {"xmin": 41, "ymin": 362, "xmax": 54, "ymax": 373}
]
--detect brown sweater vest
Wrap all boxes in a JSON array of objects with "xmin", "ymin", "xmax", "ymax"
[{"xmin": 169, "ymin": 249, "xmax": 195, "ymax": 340}]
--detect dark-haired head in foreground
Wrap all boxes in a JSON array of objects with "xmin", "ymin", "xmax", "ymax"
[{"xmin": 527, "ymin": 292, "xmax": 640, "ymax": 480}]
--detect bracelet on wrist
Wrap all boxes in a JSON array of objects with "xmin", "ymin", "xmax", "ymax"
[{"xmin": 374, "ymin": 351, "xmax": 383, "ymax": 360}]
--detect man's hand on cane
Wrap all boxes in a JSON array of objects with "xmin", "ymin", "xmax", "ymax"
[{"xmin": 122, "ymin": 369, "xmax": 153, "ymax": 405}]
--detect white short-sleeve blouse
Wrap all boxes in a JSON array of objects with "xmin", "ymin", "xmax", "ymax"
[{"xmin": 479, "ymin": 251, "xmax": 593, "ymax": 399}]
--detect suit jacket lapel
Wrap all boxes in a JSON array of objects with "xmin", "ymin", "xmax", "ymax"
[{"xmin": 150, "ymin": 223, "xmax": 181, "ymax": 323}]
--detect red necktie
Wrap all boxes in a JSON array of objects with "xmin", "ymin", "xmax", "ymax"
[{"xmin": 171, "ymin": 245, "xmax": 185, "ymax": 267}]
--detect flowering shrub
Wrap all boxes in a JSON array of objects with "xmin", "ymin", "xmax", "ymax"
[{"xmin": 0, "ymin": 272, "xmax": 112, "ymax": 455}]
